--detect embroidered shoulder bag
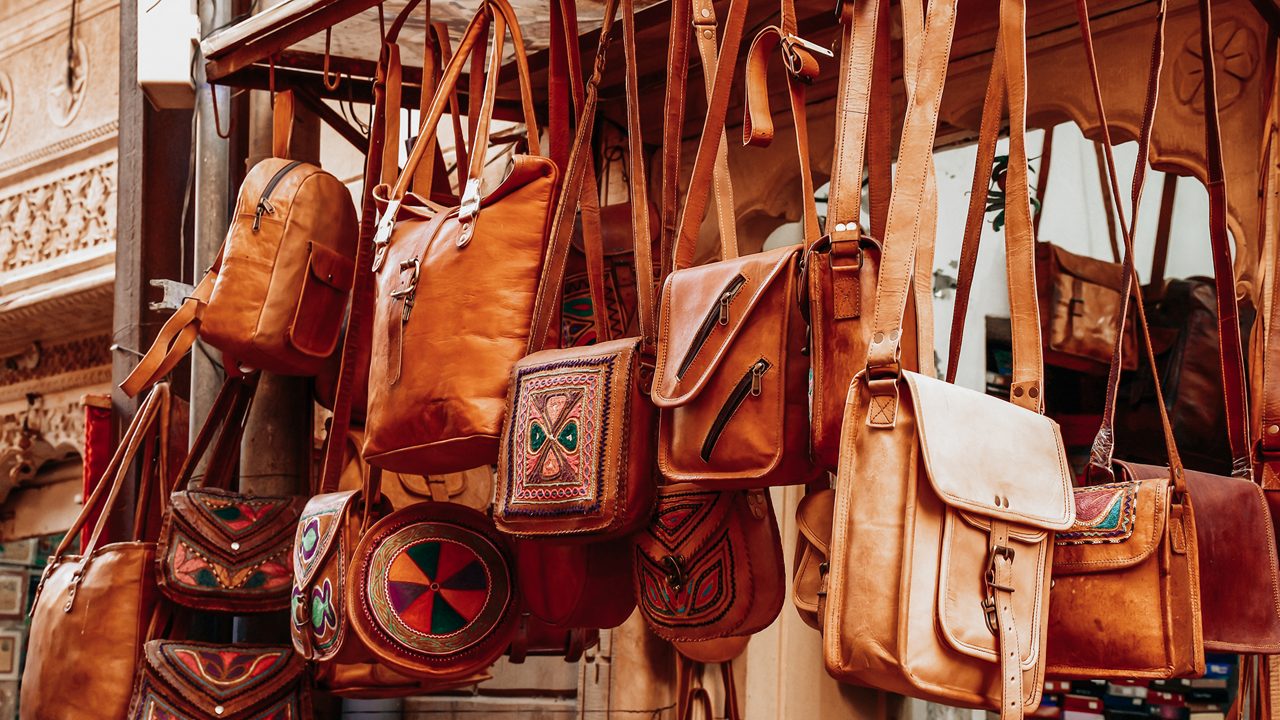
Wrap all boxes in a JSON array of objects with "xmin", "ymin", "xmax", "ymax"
[
  {"xmin": 127, "ymin": 641, "xmax": 311, "ymax": 719},
  {"xmin": 156, "ymin": 374, "xmax": 302, "ymax": 612},
  {"xmin": 120, "ymin": 91, "xmax": 358, "ymax": 397},
  {"xmin": 823, "ymin": 3, "xmax": 1075, "ymax": 720}
]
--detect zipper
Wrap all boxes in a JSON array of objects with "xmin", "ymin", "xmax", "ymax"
[
  {"xmin": 252, "ymin": 160, "xmax": 304, "ymax": 231},
  {"xmin": 676, "ymin": 274, "xmax": 747, "ymax": 380},
  {"xmin": 700, "ymin": 358, "xmax": 771, "ymax": 462}
]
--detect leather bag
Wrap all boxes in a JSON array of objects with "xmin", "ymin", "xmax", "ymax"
[
  {"xmin": 791, "ymin": 486, "xmax": 833, "ymax": 630},
  {"xmin": 156, "ymin": 374, "xmax": 302, "ymax": 613},
  {"xmin": 126, "ymin": 641, "xmax": 311, "ymax": 719},
  {"xmin": 21, "ymin": 384, "xmax": 174, "ymax": 720},
  {"xmin": 495, "ymin": 0, "xmax": 655, "ymax": 541},
  {"xmin": 824, "ymin": 3, "xmax": 1076, "ymax": 720},
  {"xmin": 363, "ymin": 0, "xmax": 561, "ymax": 475},
  {"xmin": 515, "ymin": 537, "xmax": 636, "ymax": 630},
  {"xmin": 633, "ymin": 484, "xmax": 784, "ymax": 642},
  {"xmin": 120, "ymin": 92, "xmax": 358, "ymax": 397},
  {"xmin": 649, "ymin": 0, "xmax": 821, "ymax": 490},
  {"xmin": 346, "ymin": 501, "xmax": 519, "ymax": 682},
  {"xmin": 339, "ymin": 429, "xmax": 492, "ymax": 511}
]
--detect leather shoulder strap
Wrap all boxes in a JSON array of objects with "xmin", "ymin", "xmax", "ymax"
[
  {"xmin": 826, "ymin": 0, "xmax": 886, "ymax": 244},
  {"xmin": 272, "ymin": 89, "xmax": 294, "ymax": 160}
]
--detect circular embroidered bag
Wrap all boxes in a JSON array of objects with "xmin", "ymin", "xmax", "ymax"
[{"xmin": 346, "ymin": 502, "xmax": 518, "ymax": 680}]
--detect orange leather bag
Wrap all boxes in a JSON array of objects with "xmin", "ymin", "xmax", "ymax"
[
  {"xmin": 120, "ymin": 92, "xmax": 357, "ymax": 397},
  {"xmin": 649, "ymin": 0, "xmax": 820, "ymax": 490},
  {"xmin": 22, "ymin": 385, "xmax": 175, "ymax": 720},
  {"xmin": 495, "ymin": 0, "xmax": 654, "ymax": 541},
  {"xmin": 824, "ymin": 3, "xmax": 1076, "ymax": 720},
  {"xmin": 126, "ymin": 642, "xmax": 312, "ymax": 719},
  {"xmin": 363, "ymin": 0, "xmax": 560, "ymax": 475}
]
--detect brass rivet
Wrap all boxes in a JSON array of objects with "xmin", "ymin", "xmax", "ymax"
[
  {"xmin": 873, "ymin": 332, "xmax": 884, "ymax": 343},
  {"xmin": 215, "ymin": 706, "xmax": 225, "ymax": 716},
  {"xmin": 701, "ymin": 7, "xmax": 711, "ymax": 16},
  {"xmin": 230, "ymin": 542, "xmax": 241, "ymax": 551},
  {"xmin": 889, "ymin": 329, "xmax": 899, "ymax": 342},
  {"xmin": 1013, "ymin": 387, "xmax": 1024, "ymax": 397},
  {"xmin": 1270, "ymin": 425, "xmax": 1280, "ymax": 435},
  {"xmin": 1029, "ymin": 387, "xmax": 1039, "ymax": 398},
  {"xmin": 702, "ymin": 29, "xmax": 713, "ymax": 38}
]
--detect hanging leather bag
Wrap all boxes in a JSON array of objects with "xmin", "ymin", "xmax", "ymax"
[
  {"xmin": 824, "ymin": 3, "xmax": 1075, "ymax": 719},
  {"xmin": 155, "ymin": 374, "xmax": 302, "ymax": 613},
  {"xmin": 126, "ymin": 641, "xmax": 311, "ymax": 719},
  {"xmin": 363, "ymin": 0, "xmax": 561, "ymax": 475},
  {"xmin": 649, "ymin": 0, "xmax": 821, "ymax": 490},
  {"xmin": 633, "ymin": 484, "xmax": 784, "ymax": 642},
  {"xmin": 22, "ymin": 384, "xmax": 175, "ymax": 720},
  {"xmin": 120, "ymin": 92, "xmax": 358, "ymax": 397},
  {"xmin": 495, "ymin": 0, "xmax": 655, "ymax": 541}
]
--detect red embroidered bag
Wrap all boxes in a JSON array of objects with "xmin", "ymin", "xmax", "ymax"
[{"xmin": 127, "ymin": 641, "xmax": 311, "ymax": 719}]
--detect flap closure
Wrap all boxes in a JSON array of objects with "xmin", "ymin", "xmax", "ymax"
[
  {"xmin": 1053, "ymin": 477, "xmax": 1166, "ymax": 574},
  {"xmin": 145, "ymin": 641, "xmax": 304, "ymax": 716},
  {"xmin": 170, "ymin": 488, "xmax": 303, "ymax": 559},
  {"xmin": 795, "ymin": 488, "xmax": 834, "ymax": 554},
  {"xmin": 642, "ymin": 485, "xmax": 735, "ymax": 559},
  {"xmin": 293, "ymin": 490, "xmax": 358, "ymax": 589},
  {"xmin": 653, "ymin": 245, "xmax": 800, "ymax": 407},
  {"xmin": 1042, "ymin": 242, "xmax": 1125, "ymax": 290},
  {"xmin": 571, "ymin": 202, "xmax": 660, "ymax": 256},
  {"xmin": 905, "ymin": 371, "xmax": 1074, "ymax": 530},
  {"xmin": 307, "ymin": 241, "xmax": 355, "ymax": 291}
]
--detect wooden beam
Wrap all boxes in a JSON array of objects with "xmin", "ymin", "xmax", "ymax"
[{"xmin": 203, "ymin": 0, "xmax": 384, "ymax": 81}]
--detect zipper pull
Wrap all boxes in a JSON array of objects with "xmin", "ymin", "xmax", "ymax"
[
  {"xmin": 718, "ymin": 290, "xmax": 734, "ymax": 325},
  {"xmin": 253, "ymin": 198, "xmax": 275, "ymax": 231},
  {"xmin": 750, "ymin": 360, "xmax": 768, "ymax": 396}
]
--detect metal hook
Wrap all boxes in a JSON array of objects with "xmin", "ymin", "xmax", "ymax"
[
  {"xmin": 323, "ymin": 28, "xmax": 341, "ymax": 91},
  {"xmin": 209, "ymin": 84, "xmax": 232, "ymax": 140}
]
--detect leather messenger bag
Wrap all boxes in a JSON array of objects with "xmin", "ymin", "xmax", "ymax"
[
  {"xmin": 823, "ymin": 2, "xmax": 1075, "ymax": 719},
  {"xmin": 363, "ymin": 0, "xmax": 560, "ymax": 476},
  {"xmin": 649, "ymin": 0, "xmax": 822, "ymax": 491}
]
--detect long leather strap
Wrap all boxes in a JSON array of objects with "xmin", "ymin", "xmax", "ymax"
[
  {"xmin": 272, "ymin": 88, "xmax": 294, "ymax": 160},
  {"xmin": 827, "ymin": 0, "xmax": 885, "ymax": 244},
  {"xmin": 1258, "ymin": 52, "xmax": 1280, "ymax": 488},
  {"xmin": 866, "ymin": 0, "xmax": 893, "ymax": 240},
  {"xmin": 1149, "ymin": 173, "xmax": 1177, "ymax": 289},
  {"xmin": 693, "ymin": 0, "xmax": 740, "ymax": 260},
  {"xmin": 621, "ymin": 0, "xmax": 657, "ymax": 348},
  {"xmin": 659, "ymin": 0, "xmax": 692, "ymax": 279},
  {"xmin": 172, "ymin": 374, "xmax": 258, "ymax": 492}
]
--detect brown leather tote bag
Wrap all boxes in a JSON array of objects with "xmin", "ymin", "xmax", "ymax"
[
  {"xmin": 825, "ymin": 4, "xmax": 1075, "ymax": 720},
  {"xmin": 22, "ymin": 384, "xmax": 175, "ymax": 720},
  {"xmin": 155, "ymin": 374, "xmax": 303, "ymax": 613},
  {"xmin": 120, "ymin": 92, "xmax": 358, "ymax": 397},
  {"xmin": 363, "ymin": 0, "xmax": 560, "ymax": 475},
  {"xmin": 649, "ymin": 0, "xmax": 821, "ymax": 490}
]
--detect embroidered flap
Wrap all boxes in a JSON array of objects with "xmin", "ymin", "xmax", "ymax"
[
  {"xmin": 291, "ymin": 490, "xmax": 359, "ymax": 661},
  {"xmin": 293, "ymin": 490, "xmax": 358, "ymax": 588},
  {"xmin": 138, "ymin": 641, "xmax": 307, "ymax": 718},
  {"xmin": 636, "ymin": 485, "xmax": 735, "ymax": 560},
  {"xmin": 1052, "ymin": 477, "xmax": 1167, "ymax": 574},
  {"xmin": 160, "ymin": 489, "xmax": 302, "ymax": 608},
  {"xmin": 497, "ymin": 338, "xmax": 641, "ymax": 534},
  {"xmin": 904, "ymin": 371, "xmax": 1074, "ymax": 530},
  {"xmin": 652, "ymin": 245, "xmax": 800, "ymax": 407}
]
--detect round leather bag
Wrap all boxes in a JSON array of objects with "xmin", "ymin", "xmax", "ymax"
[{"xmin": 346, "ymin": 502, "xmax": 518, "ymax": 681}]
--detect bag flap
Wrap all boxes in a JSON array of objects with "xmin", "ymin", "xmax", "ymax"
[
  {"xmin": 1044, "ymin": 242, "xmax": 1125, "ymax": 290},
  {"xmin": 571, "ymin": 202, "xmax": 660, "ymax": 256},
  {"xmin": 293, "ymin": 490, "xmax": 358, "ymax": 589},
  {"xmin": 1053, "ymin": 478, "xmax": 1166, "ymax": 573},
  {"xmin": 170, "ymin": 489, "xmax": 302, "ymax": 558},
  {"xmin": 795, "ymin": 488, "xmax": 834, "ymax": 555},
  {"xmin": 307, "ymin": 241, "xmax": 355, "ymax": 291},
  {"xmin": 144, "ymin": 640, "xmax": 305, "ymax": 716},
  {"xmin": 904, "ymin": 371, "xmax": 1074, "ymax": 530},
  {"xmin": 653, "ymin": 246, "xmax": 799, "ymax": 407},
  {"xmin": 638, "ymin": 485, "xmax": 735, "ymax": 560}
]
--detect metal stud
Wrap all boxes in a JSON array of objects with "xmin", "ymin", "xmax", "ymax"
[
  {"xmin": 215, "ymin": 706, "xmax": 225, "ymax": 715},
  {"xmin": 230, "ymin": 542, "xmax": 241, "ymax": 552}
]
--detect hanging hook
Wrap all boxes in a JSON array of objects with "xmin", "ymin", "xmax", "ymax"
[
  {"xmin": 323, "ymin": 28, "xmax": 341, "ymax": 91},
  {"xmin": 210, "ymin": 84, "xmax": 232, "ymax": 140}
]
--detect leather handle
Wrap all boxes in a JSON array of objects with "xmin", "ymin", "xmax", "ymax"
[
  {"xmin": 693, "ymin": 0, "xmax": 741, "ymax": 262},
  {"xmin": 1257, "ymin": 59, "xmax": 1280, "ymax": 484},
  {"xmin": 53, "ymin": 384, "xmax": 171, "ymax": 561},
  {"xmin": 621, "ymin": 0, "xmax": 658, "ymax": 348},
  {"xmin": 272, "ymin": 89, "xmax": 294, "ymax": 160},
  {"xmin": 171, "ymin": 374, "xmax": 258, "ymax": 493},
  {"xmin": 825, "ymin": 0, "xmax": 886, "ymax": 242}
]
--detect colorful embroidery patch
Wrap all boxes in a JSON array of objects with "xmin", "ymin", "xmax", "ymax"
[
  {"xmin": 646, "ymin": 491, "xmax": 723, "ymax": 553},
  {"xmin": 502, "ymin": 355, "xmax": 616, "ymax": 517},
  {"xmin": 131, "ymin": 682, "xmax": 300, "ymax": 720},
  {"xmin": 162, "ymin": 644, "xmax": 292, "ymax": 698},
  {"xmin": 364, "ymin": 521, "xmax": 511, "ymax": 657},
  {"xmin": 561, "ymin": 268, "xmax": 637, "ymax": 347},
  {"xmin": 190, "ymin": 493, "xmax": 291, "ymax": 538},
  {"xmin": 635, "ymin": 527, "xmax": 733, "ymax": 629},
  {"xmin": 167, "ymin": 534, "xmax": 292, "ymax": 594},
  {"xmin": 1057, "ymin": 481, "xmax": 1138, "ymax": 544}
]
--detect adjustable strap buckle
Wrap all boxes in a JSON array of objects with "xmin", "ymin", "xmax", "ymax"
[
  {"xmin": 779, "ymin": 34, "xmax": 830, "ymax": 84},
  {"xmin": 982, "ymin": 545, "xmax": 1016, "ymax": 634},
  {"xmin": 389, "ymin": 258, "xmax": 421, "ymax": 323},
  {"xmin": 457, "ymin": 178, "xmax": 483, "ymax": 248}
]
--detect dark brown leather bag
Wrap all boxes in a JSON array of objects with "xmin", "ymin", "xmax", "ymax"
[
  {"xmin": 120, "ymin": 92, "xmax": 357, "ymax": 397},
  {"xmin": 649, "ymin": 0, "xmax": 820, "ymax": 490},
  {"xmin": 156, "ymin": 374, "xmax": 302, "ymax": 613},
  {"xmin": 126, "ymin": 641, "xmax": 311, "ymax": 719},
  {"xmin": 515, "ymin": 538, "xmax": 635, "ymax": 630},
  {"xmin": 633, "ymin": 485, "xmax": 784, "ymax": 642},
  {"xmin": 495, "ymin": 0, "xmax": 655, "ymax": 541},
  {"xmin": 22, "ymin": 384, "xmax": 174, "ymax": 720},
  {"xmin": 363, "ymin": 0, "xmax": 560, "ymax": 475}
]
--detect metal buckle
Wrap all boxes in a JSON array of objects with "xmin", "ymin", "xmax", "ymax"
[
  {"xmin": 458, "ymin": 178, "xmax": 482, "ymax": 223},
  {"xmin": 389, "ymin": 258, "xmax": 421, "ymax": 324},
  {"xmin": 783, "ymin": 33, "xmax": 834, "ymax": 59},
  {"xmin": 662, "ymin": 555, "xmax": 687, "ymax": 592},
  {"xmin": 982, "ymin": 545, "xmax": 1016, "ymax": 634},
  {"xmin": 371, "ymin": 198, "xmax": 402, "ymax": 272}
]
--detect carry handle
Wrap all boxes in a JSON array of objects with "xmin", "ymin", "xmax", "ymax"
[
  {"xmin": 52, "ymin": 384, "xmax": 171, "ymax": 562},
  {"xmin": 272, "ymin": 89, "xmax": 295, "ymax": 160},
  {"xmin": 171, "ymin": 373, "xmax": 258, "ymax": 493}
]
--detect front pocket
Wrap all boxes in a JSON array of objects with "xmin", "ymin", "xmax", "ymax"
[
  {"xmin": 289, "ymin": 242, "xmax": 355, "ymax": 358},
  {"xmin": 701, "ymin": 358, "xmax": 771, "ymax": 462},
  {"xmin": 676, "ymin": 274, "xmax": 747, "ymax": 380}
]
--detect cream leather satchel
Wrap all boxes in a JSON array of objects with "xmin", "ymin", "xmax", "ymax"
[{"xmin": 822, "ymin": 0, "xmax": 1074, "ymax": 718}]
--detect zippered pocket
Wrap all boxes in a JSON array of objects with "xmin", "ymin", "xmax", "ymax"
[
  {"xmin": 700, "ymin": 358, "xmax": 771, "ymax": 462},
  {"xmin": 676, "ymin": 274, "xmax": 747, "ymax": 380},
  {"xmin": 252, "ymin": 160, "xmax": 304, "ymax": 231}
]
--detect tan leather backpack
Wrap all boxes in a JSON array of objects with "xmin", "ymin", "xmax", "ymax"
[{"xmin": 121, "ymin": 91, "xmax": 358, "ymax": 397}]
